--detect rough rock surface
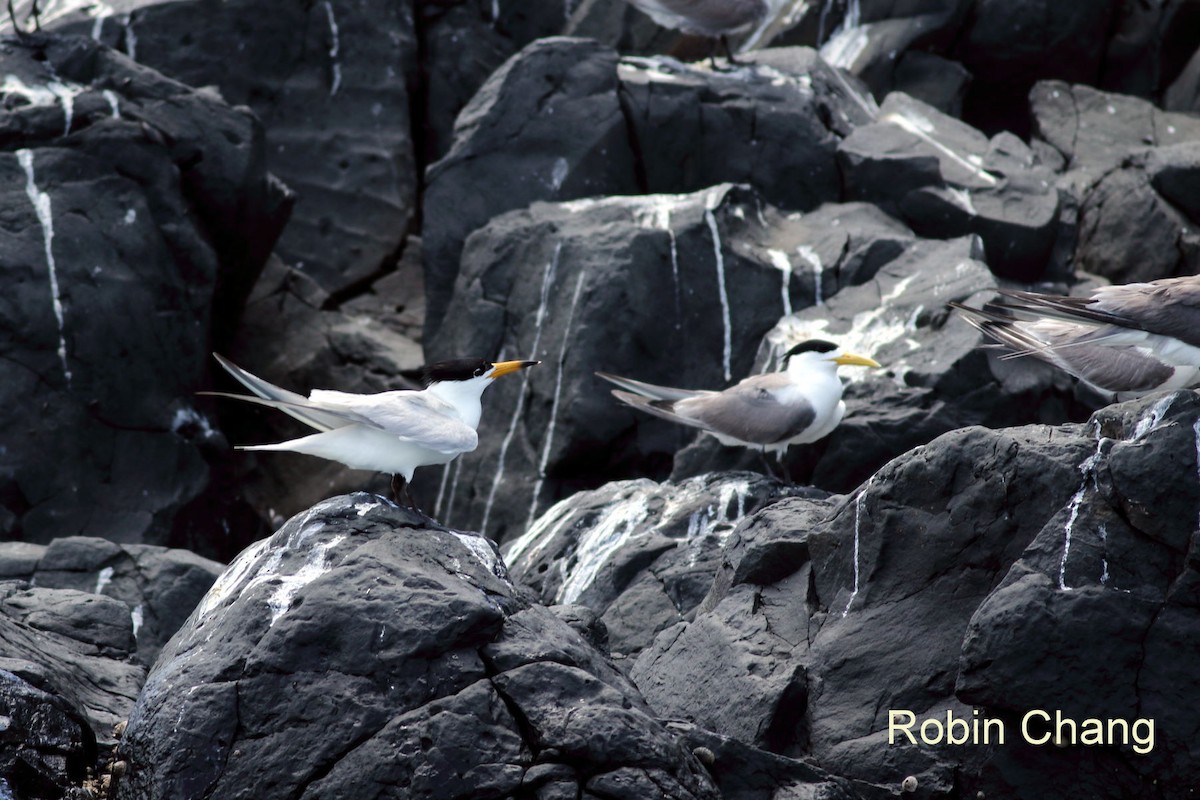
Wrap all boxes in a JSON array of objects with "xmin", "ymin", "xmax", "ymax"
[
  {"xmin": 422, "ymin": 39, "xmax": 878, "ymax": 338},
  {"xmin": 0, "ymin": 536, "xmax": 223, "ymax": 666},
  {"xmin": 10, "ymin": 0, "xmax": 419, "ymax": 296},
  {"xmin": 0, "ymin": 35, "xmax": 288, "ymax": 558},
  {"xmin": 0, "ymin": 582, "xmax": 145, "ymax": 748},
  {"xmin": 1030, "ymin": 81, "xmax": 1200, "ymax": 284},
  {"xmin": 505, "ymin": 472, "xmax": 825, "ymax": 659},
  {"xmin": 626, "ymin": 392, "xmax": 1200, "ymax": 797},
  {"xmin": 114, "ymin": 494, "xmax": 719, "ymax": 800}
]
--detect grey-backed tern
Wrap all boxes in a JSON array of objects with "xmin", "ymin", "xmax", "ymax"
[
  {"xmin": 597, "ymin": 339, "xmax": 880, "ymax": 461},
  {"xmin": 950, "ymin": 277, "xmax": 1200, "ymax": 399},
  {"xmin": 206, "ymin": 354, "xmax": 539, "ymax": 508}
]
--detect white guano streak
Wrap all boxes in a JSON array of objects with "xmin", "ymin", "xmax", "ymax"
[
  {"xmin": 882, "ymin": 111, "xmax": 998, "ymax": 187},
  {"xmin": 797, "ymin": 245, "xmax": 823, "ymax": 305},
  {"xmin": 557, "ymin": 489, "xmax": 652, "ymax": 604},
  {"xmin": 705, "ymin": 209, "xmax": 733, "ymax": 381},
  {"xmin": 767, "ymin": 249, "xmax": 793, "ymax": 316},
  {"xmin": 480, "ymin": 243, "xmax": 561, "ymax": 532},
  {"xmin": 842, "ymin": 488, "xmax": 864, "ymax": 617},
  {"xmin": 525, "ymin": 270, "xmax": 587, "ymax": 532},
  {"xmin": 323, "ymin": 2, "xmax": 342, "ymax": 96},
  {"xmin": 17, "ymin": 149, "xmax": 72, "ymax": 386}
]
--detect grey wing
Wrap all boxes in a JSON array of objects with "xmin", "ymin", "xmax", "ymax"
[
  {"xmin": 1090, "ymin": 277, "xmax": 1200, "ymax": 348},
  {"xmin": 309, "ymin": 390, "xmax": 478, "ymax": 456},
  {"xmin": 949, "ymin": 305, "xmax": 1175, "ymax": 394},
  {"xmin": 676, "ymin": 377, "xmax": 817, "ymax": 445},
  {"xmin": 596, "ymin": 372, "xmax": 711, "ymax": 403},
  {"xmin": 210, "ymin": 354, "xmax": 366, "ymax": 432}
]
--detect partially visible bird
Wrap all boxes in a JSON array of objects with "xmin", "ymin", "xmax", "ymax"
[
  {"xmin": 596, "ymin": 339, "xmax": 880, "ymax": 463},
  {"xmin": 949, "ymin": 277, "xmax": 1200, "ymax": 400},
  {"xmin": 624, "ymin": 0, "xmax": 769, "ymax": 61},
  {"xmin": 205, "ymin": 354, "xmax": 539, "ymax": 510}
]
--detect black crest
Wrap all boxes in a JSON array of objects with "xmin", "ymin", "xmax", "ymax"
[
  {"xmin": 783, "ymin": 339, "xmax": 838, "ymax": 359},
  {"xmin": 410, "ymin": 358, "xmax": 492, "ymax": 387}
]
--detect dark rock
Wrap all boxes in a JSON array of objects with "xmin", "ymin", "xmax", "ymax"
[
  {"xmin": 0, "ymin": 536, "xmax": 223, "ymax": 667},
  {"xmin": 617, "ymin": 49, "xmax": 847, "ymax": 212},
  {"xmin": 0, "ymin": 669, "xmax": 97, "ymax": 800},
  {"xmin": 1145, "ymin": 141, "xmax": 1200, "ymax": 223},
  {"xmin": 630, "ymin": 392, "xmax": 1200, "ymax": 796},
  {"xmin": 0, "ymin": 35, "xmax": 287, "ymax": 558},
  {"xmin": 423, "ymin": 36, "xmax": 639, "ymax": 338},
  {"xmin": 1029, "ymin": 81, "xmax": 1200, "ymax": 283},
  {"xmin": 424, "ymin": 186, "xmax": 907, "ymax": 541},
  {"xmin": 418, "ymin": 0, "xmax": 575, "ymax": 163},
  {"xmin": 114, "ymin": 493, "xmax": 719, "ymax": 800},
  {"xmin": 423, "ymin": 41, "xmax": 879, "ymax": 339},
  {"xmin": 16, "ymin": 0, "xmax": 418, "ymax": 297},
  {"xmin": 0, "ymin": 584, "xmax": 146, "ymax": 749},
  {"xmin": 816, "ymin": 0, "xmax": 967, "ymax": 102},
  {"xmin": 892, "ymin": 50, "xmax": 971, "ymax": 118},
  {"xmin": 839, "ymin": 92, "xmax": 1060, "ymax": 280},
  {"xmin": 505, "ymin": 472, "xmax": 823, "ymax": 658},
  {"xmin": 671, "ymin": 723, "xmax": 860, "ymax": 800},
  {"xmin": 1030, "ymin": 81, "xmax": 1200, "ymax": 178},
  {"xmin": 1074, "ymin": 161, "xmax": 1200, "ymax": 283}
]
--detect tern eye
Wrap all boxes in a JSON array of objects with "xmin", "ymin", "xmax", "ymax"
[{"xmin": 474, "ymin": 366, "xmax": 486, "ymax": 377}]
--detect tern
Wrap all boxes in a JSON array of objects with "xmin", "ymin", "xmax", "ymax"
[
  {"xmin": 950, "ymin": 277, "xmax": 1200, "ymax": 400},
  {"xmin": 596, "ymin": 339, "xmax": 880, "ymax": 468},
  {"xmin": 206, "ymin": 354, "xmax": 539, "ymax": 509}
]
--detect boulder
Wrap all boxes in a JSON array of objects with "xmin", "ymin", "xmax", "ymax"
[
  {"xmin": 631, "ymin": 391, "xmax": 1200, "ymax": 796},
  {"xmin": 10, "ymin": 0, "xmax": 419, "ymax": 297},
  {"xmin": 0, "ymin": 536, "xmax": 224, "ymax": 666},
  {"xmin": 0, "ymin": 668, "xmax": 97, "ymax": 800},
  {"xmin": 839, "ymin": 91, "xmax": 1060, "ymax": 281},
  {"xmin": 422, "ymin": 36, "xmax": 639, "ymax": 337},
  {"xmin": 0, "ymin": 35, "xmax": 288, "ymax": 558},
  {"xmin": 1030, "ymin": 81, "xmax": 1200, "ymax": 283},
  {"xmin": 423, "ymin": 41, "xmax": 879, "ymax": 338},
  {"xmin": 114, "ymin": 493, "xmax": 720, "ymax": 800},
  {"xmin": 0, "ymin": 584, "xmax": 146, "ymax": 750}
]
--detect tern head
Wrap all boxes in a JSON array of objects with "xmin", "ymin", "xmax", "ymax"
[
  {"xmin": 416, "ymin": 358, "xmax": 540, "ymax": 389},
  {"xmin": 783, "ymin": 339, "xmax": 881, "ymax": 371}
]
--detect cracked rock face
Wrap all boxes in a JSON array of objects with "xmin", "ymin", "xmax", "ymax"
[
  {"xmin": 0, "ymin": 36, "xmax": 288, "ymax": 558},
  {"xmin": 629, "ymin": 392, "xmax": 1200, "ymax": 797},
  {"xmin": 114, "ymin": 493, "xmax": 718, "ymax": 800}
]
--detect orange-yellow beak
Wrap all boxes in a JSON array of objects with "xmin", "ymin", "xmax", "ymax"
[
  {"xmin": 833, "ymin": 352, "xmax": 881, "ymax": 368},
  {"xmin": 490, "ymin": 360, "xmax": 540, "ymax": 379}
]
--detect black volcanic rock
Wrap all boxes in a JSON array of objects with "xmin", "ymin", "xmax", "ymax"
[
  {"xmin": 0, "ymin": 583, "xmax": 145, "ymax": 749},
  {"xmin": 0, "ymin": 36, "xmax": 288, "ymax": 557},
  {"xmin": 10, "ymin": 0, "xmax": 419, "ymax": 297},
  {"xmin": 504, "ymin": 472, "xmax": 825, "ymax": 658},
  {"xmin": 839, "ymin": 91, "xmax": 1060, "ymax": 281},
  {"xmin": 114, "ymin": 493, "xmax": 719, "ymax": 800},
  {"xmin": 422, "ymin": 36, "xmax": 639, "ymax": 338},
  {"xmin": 423, "ymin": 41, "xmax": 880, "ymax": 339},
  {"xmin": 1030, "ymin": 81, "xmax": 1200, "ymax": 284},
  {"xmin": 0, "ymin": 536, "xmax": 223, "ymax": 666},
  {"xmin": 0, "ymin": 668, "xmax": 97, "ymax": 799},
  {"xmin": 627, "ymin": 392, "xmax": 1200, "ymax": 797}
]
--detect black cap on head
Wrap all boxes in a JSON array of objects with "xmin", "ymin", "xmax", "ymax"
[
  {"xmin": 414, "ymin": 358, "xmax": 492, "ymax": 387},
  {"xmin": 783, "ymin": 339, "xmax": 838, "ymax": 359}
]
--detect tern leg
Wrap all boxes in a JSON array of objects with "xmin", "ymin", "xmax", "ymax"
[
  {"xmin": 720, "ymin": 35, "xmax": 739, "ymax": 66},
  {"xmin": 757, "ymin": 449, "xmax": 778, "ymax": 480},
  {"xmin": 390, "ymin": 474, "xmax": 408, "ymax": 507}
]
